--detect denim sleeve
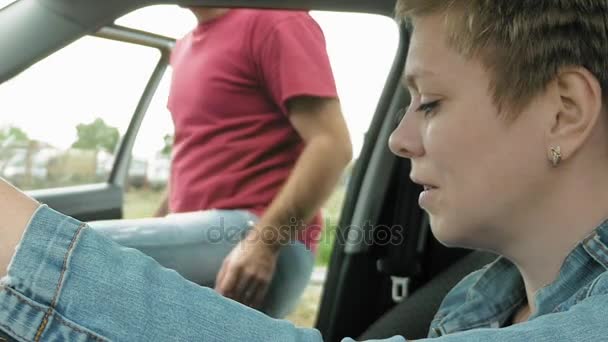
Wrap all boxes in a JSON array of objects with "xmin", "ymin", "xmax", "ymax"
[{"xmin": 0, "ymin": 206, "xmax": 322, "ymax": 341}]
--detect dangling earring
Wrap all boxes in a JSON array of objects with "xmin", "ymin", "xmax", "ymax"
[{"xmin": 550, "ymin": 146, "xmax": 562, "ymax": 167}]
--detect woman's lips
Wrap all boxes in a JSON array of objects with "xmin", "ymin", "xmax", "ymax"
[{"xmin": 419, "ymin": 185, "xmax": 438, "ymax": 208}]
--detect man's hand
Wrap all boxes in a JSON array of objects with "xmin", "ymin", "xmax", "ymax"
[
  {"xmin": 215, "ymin": 97, "xmax": 350, "ymax": 309},
  {"xmin": 215, "ymin": 234, "xmax": 280, "ymax": 309}
]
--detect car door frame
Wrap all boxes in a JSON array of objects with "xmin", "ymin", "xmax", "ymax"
[{"xmin": 25, "ymin": 25, "xmax": 174, "ymax": 222}]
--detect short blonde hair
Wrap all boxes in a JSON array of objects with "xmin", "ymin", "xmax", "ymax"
[{"xmin": 397, "ymin": 0, "xmax": 608, "ymax": 116}]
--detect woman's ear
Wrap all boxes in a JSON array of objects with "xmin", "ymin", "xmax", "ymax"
[{"xmin": 545, "ymin": 66, "xmax": 603, "ymax": 162}]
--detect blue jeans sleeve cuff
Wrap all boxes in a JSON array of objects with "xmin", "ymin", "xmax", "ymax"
[{"xmin": 4, "ymin": 205, "xmax": 86, "ymax": 308}]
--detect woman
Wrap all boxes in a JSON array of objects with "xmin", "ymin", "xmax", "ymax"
[{"xmin": 3, "ymin": 0, "xmax": 608, "ymax": 341}]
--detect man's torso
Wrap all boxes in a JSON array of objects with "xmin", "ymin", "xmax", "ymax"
[{"xmin": 168, "ymin": 9, "xmax": 337, "ymax": 251}]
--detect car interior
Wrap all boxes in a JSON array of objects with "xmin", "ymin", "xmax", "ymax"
[{"xmin": 0, "ymin": 1, "xmax": 499, "ymax": 341}]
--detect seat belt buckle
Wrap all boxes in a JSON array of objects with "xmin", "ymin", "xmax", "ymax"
[{"xmin": 390, "ymin": 276, "xmax": 410, "ymax": 303}]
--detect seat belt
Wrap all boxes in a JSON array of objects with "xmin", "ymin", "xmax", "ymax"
[
  {"xmin": 376, "ymin": 159, "xmax": 429, "ymax": 303},
  {"xmin": 379, "ymin": 215, "xmax": 429, "ymax": 303}
]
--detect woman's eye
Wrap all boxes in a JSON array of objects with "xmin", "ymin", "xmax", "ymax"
[{"xmin": 416, "ymin": 100, "xmax": 440, "ymax": 117}]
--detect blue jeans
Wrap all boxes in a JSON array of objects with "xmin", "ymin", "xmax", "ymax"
[
  {"xmin": 0, "ymin": 205, "xmax": 324, "ymax": 341},
  {"xmin": 87, "ymin": 209, "xmax": 314, "ymax": 319}
]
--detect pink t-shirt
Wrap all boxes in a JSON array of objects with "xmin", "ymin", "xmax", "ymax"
[{"xmin": 167, "ymin": 9, "xmax": 338, "ymax": 252}]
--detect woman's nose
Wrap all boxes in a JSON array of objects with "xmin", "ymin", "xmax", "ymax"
[{"xmin": 388, "ymin": 111, "xmax": 423, "ymax": 159}]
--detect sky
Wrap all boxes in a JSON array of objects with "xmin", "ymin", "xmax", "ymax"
[
  {"xmin": 0, "ymin": 4, "xmax": 399, "ymax": 159},
  {"xmin": 0, "ymin": 0, "xmax": 14, "ymax": 9}
]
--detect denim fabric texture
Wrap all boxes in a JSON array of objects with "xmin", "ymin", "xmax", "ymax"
[
  {"xmin": 4, "ymin": 205, "xmax": 608, "ymax": 341},
  {"xmin": 425, "ymin": 219, "xmax": 608, "ymax": 341},
  {"xmin": 0, "ymin": 206, "xmax": 321, "ymax": 341}
]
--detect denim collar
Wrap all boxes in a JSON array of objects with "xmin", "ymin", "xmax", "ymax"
[{"xmin": 434, "ymin": 219, "xmax": 608, "ymax": 335}]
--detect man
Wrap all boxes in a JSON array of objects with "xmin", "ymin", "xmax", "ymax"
[{"xmin": 88, "ymin": 7, "xmax": 352, "ymax": 318}]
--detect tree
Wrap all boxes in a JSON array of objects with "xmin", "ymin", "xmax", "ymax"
[
  {"xmin": 160, "ymin": 134, "xmax": 174, "ymax": 157},
  {"xmin": 0, "ymin": 126, "xmax": 30, "ymax": 175},
  {"xmin": 72, "ymin": 118, "xmax": 120, "ymax": 153},
  {"xmin": 0, "ymin": 126, "xmax": 29, "ymax": 147}
]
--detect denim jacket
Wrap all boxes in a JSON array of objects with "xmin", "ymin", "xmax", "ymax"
[
  {"xmin": 423, "ymin": 219, "xmax": 608, "ymax": 341},
  {"xmin": 345, "ymin": 221, "xmax": 608, "ymax": 342}
]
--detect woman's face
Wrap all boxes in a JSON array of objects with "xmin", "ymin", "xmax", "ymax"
[{"xmin": 389, "ymin": 15, "xmax": 553, "ymax": 249}]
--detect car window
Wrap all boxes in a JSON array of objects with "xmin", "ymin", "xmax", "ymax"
[
  {"xmin": 122, "ymin": 7, "xmax": 398, "ymax": 211},
  {"xmin": 0, "ymin": 36, "xmax": 160, "ymax": 190},
  {"xmin": 119, "ymin": 6, "xmax": 399, "ymax": 328},
  {"xmin": 125, "ymin": 70, "xmax": 174, "ymax": 218}
]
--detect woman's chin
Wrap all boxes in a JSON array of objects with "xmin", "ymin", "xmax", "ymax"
[{"xmin": 429, "ymin": 217, "xmax": 478, "ymax": 249}]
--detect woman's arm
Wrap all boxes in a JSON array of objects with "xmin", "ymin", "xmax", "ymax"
[
  {"xmin": 0, "ymin": 178, "xmax": 39, "ymax": 276},
  {"xmin": 0, "ymin": 178, "xmax": 324, "ymax": 341}
]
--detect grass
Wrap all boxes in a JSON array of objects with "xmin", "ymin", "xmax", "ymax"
[
  {"xmin": 316, "ymin": 187, "xmax": 345, "ymax": 266},
  {"xmin": 123, "ymin": 187, "xmax": 165, "ymax": 219},
  {"xmin": 285, "ymin": 282, "xmax": 325, "ymax": 327}
]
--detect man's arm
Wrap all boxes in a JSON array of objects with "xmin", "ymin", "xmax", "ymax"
[
  {"xmin": 215, "ymin": 96, "xmax": 352, "ymax": 307},
  {"xmin": 254, "ymin": 96, "xmax": 352, "ymax": 248},
  {"xmin": 154, "ymin": 189, "xmax": 170, "ymax": 217},
  {"xmin": 0, "ymin": 178, "xmax": 40, "ymax": 276}
]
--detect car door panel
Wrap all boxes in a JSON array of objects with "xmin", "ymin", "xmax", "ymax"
[{"xmin": 28, "ymin": 183, "xmax": 123, "ymax": 222}]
